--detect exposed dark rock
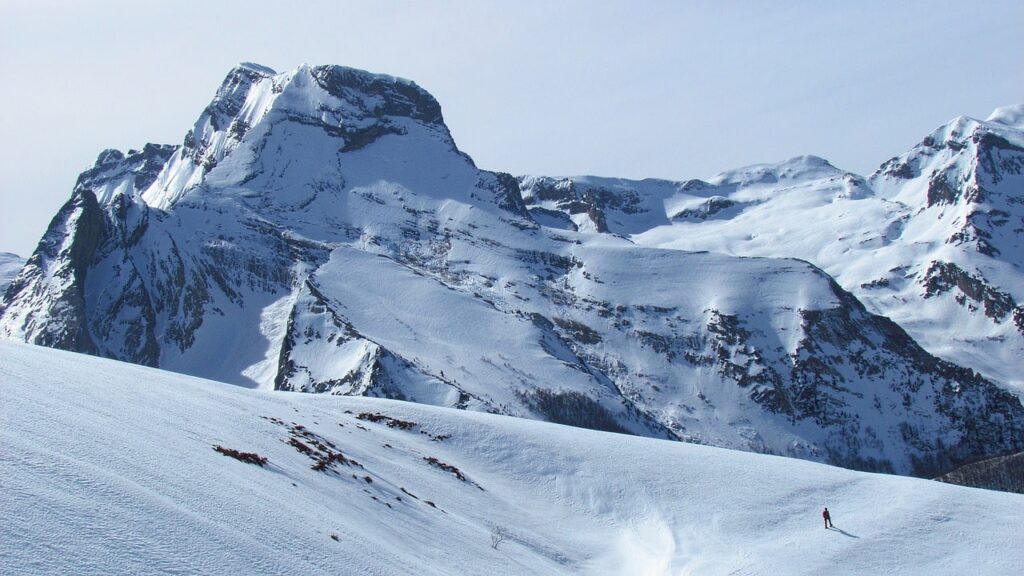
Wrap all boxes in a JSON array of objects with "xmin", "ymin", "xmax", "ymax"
[
  {"xmin": 310, "ymin": 65, "xmax": 444, "ymax": 125},
  {"xmin": 974, "ymin": 131, "xmax": 1024, "ymax": 185},
  {"xmin": 878, "ymin": 157, "xmax": 915, "ymax": 180},
  {"xmin": 339, "ymin": 121, "xmax": 407, "ymax": 152},
  {"xmin": 490, "ymin": 172, "xmax": 532, "ymax": 218},
  {"xmin": 926, "ymin": 173, "xmax": 962, "ymax": 206},
  {"xmin": 518, "ymin": 177, "xmax": 647, "ymax": 232},
  {"xmin": 553, "ymin": 317, "xmax": 602, "ymax": 344},
  {"xmin": 922, "ymin": 261, "xmax": 1022, "ymax": 331}
]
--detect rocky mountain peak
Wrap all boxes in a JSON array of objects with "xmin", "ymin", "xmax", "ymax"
[
  {"xmin": 867, "ymin": 109, "xmax": 1024, "ymax": 264},
  {"xmin": 134, "ymin": 63, "xmax": 460, "ymax": 210},
  {"xmin": 307, "ymin": 64, "xmax": 445, "ymax": 125},
  {"xmin": 872, "ymin": 110, "xmax": 1024, "ymax": 191},
  {"xmin": 76, "ymin": 144, "xmax": 178, "ymax": 204}
]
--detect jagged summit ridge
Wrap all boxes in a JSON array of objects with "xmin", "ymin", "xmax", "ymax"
[
  {"xmin": 123, "ymin": 62, "xmax": 455, "ymax": 210},
  {"xmin": 238, "ymin": 61, "xmax": 276, "ymax": 75},
  {"xmin": 2, "ymin": 64, "xmax": 1022, "ymax": 479}
]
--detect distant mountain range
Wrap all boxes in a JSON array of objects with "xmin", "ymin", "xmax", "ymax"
[
  {"xmin": 2, "ymin": 63, "xmax": 1022, "ymax": 478},
  {"xmin": 532, "ymin": 106, "xmax": 1024, "ymax": 393}
]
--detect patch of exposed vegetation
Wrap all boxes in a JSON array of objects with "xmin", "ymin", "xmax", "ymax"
[
  {"xmin": 357, "ymin": 412, "xmax": 417, "ymax": 430},
  {"xmin": 356, "ymin": 411, "xmax": 450, "ymax": 440},
  {"xmin": 424, "ymin": 456, "xmax": 466, "ymax": 481},
  {"xmin": 266, "ymin": 418, "xmax": 361, "ymax": 473},
  {"xmin": 213, "ymin": 445, "xmax": 268, "ymax": 467}
]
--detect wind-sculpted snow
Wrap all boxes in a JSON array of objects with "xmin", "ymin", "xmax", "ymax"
[
  {"xmin": 3, "ymin": 342, "xmax": 1023, "ymax": 575},
  {"xmin": 2, "ymin": 63, "xmax": 1023, "ymax": 479}
]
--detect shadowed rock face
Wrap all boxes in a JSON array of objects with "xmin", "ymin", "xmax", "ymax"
[
  {"xmin": 310, "ymin": 65, "xmax": 445, "ymax": 126},
  {"xmin": 2, "ymin": 63, "xmax": 1023, "ymax": 483},
  {"xmin": 76, "ymin": 144, "xmax": 178, "ymax": 203},
  {"xmin": 518, "ymin": 176, "xmax": 654, "ymax": 233},
  {"xmin": 1, "ymin": 189, "xmax": 104, "ymax": 356},
  {"xmin": 923, "ymin": 262, "xmax": 1024, "ymax": 333}
]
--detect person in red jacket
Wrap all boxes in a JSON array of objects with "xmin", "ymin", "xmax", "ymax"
[{"xmin": 823, "ymin": 507, "xmax": 833, "ymax": 528}]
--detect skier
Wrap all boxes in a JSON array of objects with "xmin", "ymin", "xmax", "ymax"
[{"xmin": 823, "ymin": 507, "xmax": 833, "ymax": 529}]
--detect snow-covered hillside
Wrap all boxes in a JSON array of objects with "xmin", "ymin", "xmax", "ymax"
[
  {"xmin": 2, "ymin": 341, "xmax": 1021, "ymax": 576},
  {"xmin": 0, "ymin": 252, "xmax": 23, "ymax": 295},
  {"xmin": 2, "ymin": 63, "xmax": 1022, "ymax": 478}
]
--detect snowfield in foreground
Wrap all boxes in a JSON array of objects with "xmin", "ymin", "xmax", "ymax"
[{"xmin": 2, "ymin": 341, "xmax": 1021, "ymax": 575}]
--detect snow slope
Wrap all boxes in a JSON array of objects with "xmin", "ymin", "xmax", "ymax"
[
  {"xmin": 2, "ymin": 341, "xmax": 1021, "ymax": 575},
  {"xmin": 0, "ymin": 252, "xmax": 23, "ymax": 295}
]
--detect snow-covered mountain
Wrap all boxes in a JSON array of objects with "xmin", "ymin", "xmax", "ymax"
[
  {"xmin": 2, "ymin": 63, "xmax": 1022, "ymax": 477},
  {"xmin": 3, "ymin": 341, "xmax": 1022, "ymax": 576},
  {"xmin": 0, "ymin": 252, "xmax": 24, "ymax": 295},
  {"xmin": 533, "ymin": 108, "xmax": 1024, "ymax": 394}
]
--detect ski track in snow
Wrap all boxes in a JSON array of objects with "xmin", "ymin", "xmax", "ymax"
[{"xmin": 2, "ymin": 341, "xmax": 1022, "ymax": 575}]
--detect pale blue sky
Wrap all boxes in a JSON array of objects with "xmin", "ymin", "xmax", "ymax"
[{"xmin": 1, "ymin": 0, "xmax": 1021, "ymax": 256}]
